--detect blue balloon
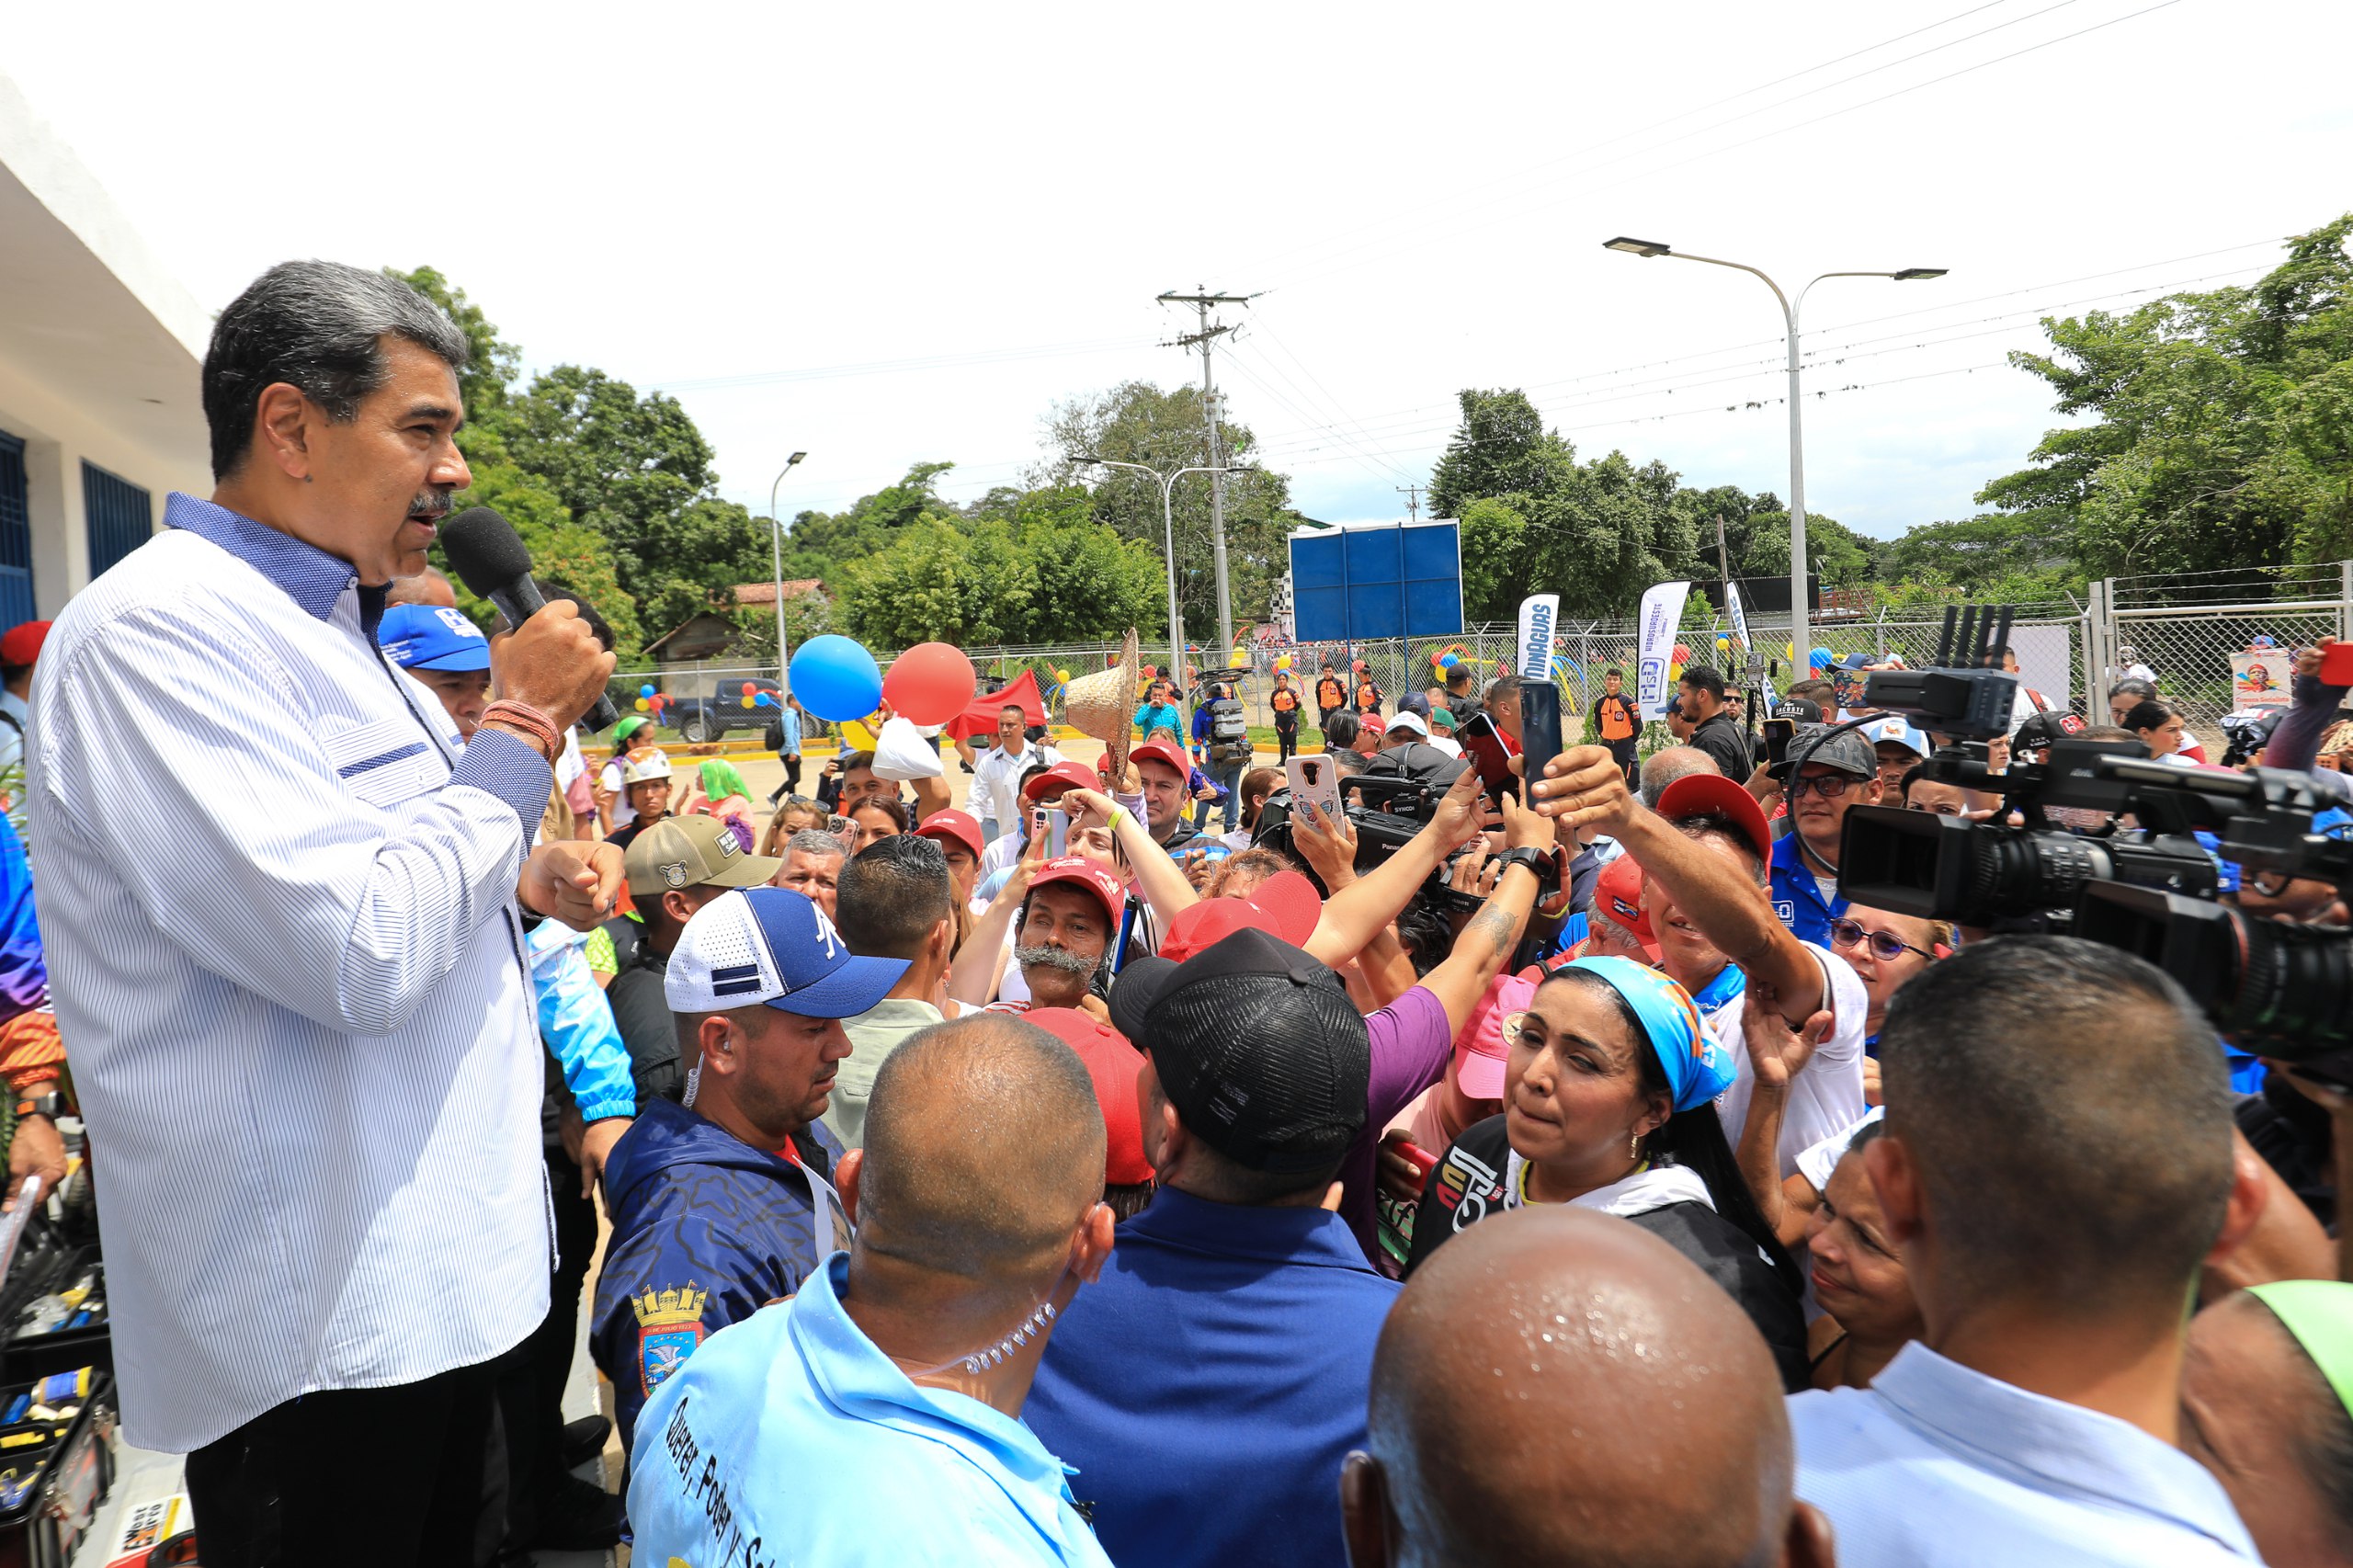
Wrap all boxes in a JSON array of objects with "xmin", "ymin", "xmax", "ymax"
[
  {"xmin": 639, "ymin": 683, "xmax": 656, "ymax": 699},
  {"xmin": 1809, "ymin": 646, "xmax": 1834, "ymax": 668},
  {"xmin": 752, "ymin": 690, "xmax": 773, "ymax": 707},
  {"xmin": 790, "ymin": 635, "xmax": 883, "ymax": 722}
]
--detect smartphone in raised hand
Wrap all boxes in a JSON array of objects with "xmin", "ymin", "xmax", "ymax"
[
  {"xmin": 1046, "ymin": 808, "xmax": 1072, "ymax": 857},
  {"xmin": 1286, "ymin": 755, "xmax": 1343, "ymax": 824},
  {"xmin": 1518, "ymin": 679, "xmax": 1563, "ymax": 798}
]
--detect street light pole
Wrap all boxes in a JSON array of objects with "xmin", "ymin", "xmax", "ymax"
[
  {"xmin": 1074, "ymin": 455, "xmax": 1251, "ymax": 717},
  {"xmin": 1602, "ymin": 238, "xmax": 1944, "ymax": 662},
  {"xmin": 767, "ymin": 450, "xmax": 808, "ymax": 692}
]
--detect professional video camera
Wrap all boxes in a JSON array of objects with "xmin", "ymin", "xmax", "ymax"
[{"xmin": 1835, "ymin": 603, "xmax": 2353, "ymax": 1074}]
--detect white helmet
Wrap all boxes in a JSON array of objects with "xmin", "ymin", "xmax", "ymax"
[{"xmin": 620, "ymin": 748, "xmax": 674, "ymax": 786}]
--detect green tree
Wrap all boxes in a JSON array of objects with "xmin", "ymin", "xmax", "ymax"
[
  {"xmin": 1040, "ymin": 381, "xmax": 1301, "ymax": 638},
  {"xmin": 1456, "ymin": 496, "xmax": 1529, "ymax": 622},
  {"xmin": 385, "ymin": 267, "xmax": 642, "ymax": 652},
  {"xmin": 1979, "ymin": 216, "xmax": 2353, "ymax": 576}
]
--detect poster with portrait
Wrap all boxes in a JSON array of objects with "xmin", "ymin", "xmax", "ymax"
[{"xmin": 2231, "ymin": 649, "xmax": 2290, "ymax": 710}]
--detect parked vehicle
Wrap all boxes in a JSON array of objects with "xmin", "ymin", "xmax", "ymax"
[{"xmin": 664, "ymin": 679, "xmax": 784, "ymax": 744}]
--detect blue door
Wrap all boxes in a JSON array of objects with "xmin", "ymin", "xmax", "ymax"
[
  {"xmin": 0, "ymin": 431, "xmax": 31, "ymax": 634},
  {"xmin": 83, "ymin": 460, "xmax": 153, "ymax": 579}
]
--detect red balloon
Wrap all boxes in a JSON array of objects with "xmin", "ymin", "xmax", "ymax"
[
  {"xmin": 1142, "ymin": 665, "xmax": 1157, "ymax": 679},
  {"xmin": 880, "ymin": 642, "xmax": 977, "ymax": 725},
  {"xmin": 1672, "ymin": 642, "xmax": 1692, "ymax": 663},
  {"xmin": 740, "ymin": 682, "xmax": 756, "ymax": 697}
]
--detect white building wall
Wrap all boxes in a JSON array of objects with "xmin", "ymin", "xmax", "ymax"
[{"xmin": 0, "ymin": 71, "xmax": 210, "ymax": 616}]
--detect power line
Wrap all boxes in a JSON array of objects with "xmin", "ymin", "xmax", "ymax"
[
  {"xmin": 649, "ymin": 335, "xmax": 1154, "ymax": 393},
  {"xmin": 1270, "ymin": 0, "xmax": 2188, "ymax": 293},
  {"xmin": 1240, "ymin": 256, "xmax": 2270, "ymax": 460},
  {"xmin": 1240, "ymin": 0, "xmax": 2029, "ymax": 282}
]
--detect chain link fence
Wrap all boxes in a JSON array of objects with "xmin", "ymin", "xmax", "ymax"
[{"xmin": 600, "ymin": 566, "xmax": 2353, "ymax": 757}]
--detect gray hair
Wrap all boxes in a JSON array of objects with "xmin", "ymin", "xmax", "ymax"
[
  {"xmin": 202, "ymin": 260, "xmax": 471, "ymax": 479},
  {"xmin": 783, "ymin": 829, "xmax": 848, "ymax": 860}
]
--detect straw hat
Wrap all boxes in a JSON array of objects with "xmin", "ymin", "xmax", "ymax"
[{"xmin": 1064, "ymin": 629, "xmax": 1141, "ymax": 783}]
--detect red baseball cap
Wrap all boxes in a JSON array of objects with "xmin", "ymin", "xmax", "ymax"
[
  {"xmin": 1131, "ymin": 740, "xmax": 1191, "ymax": 781},
  {"xmin": 1023, "ymin": 759, "xmax": 1102, "ymax": 803},
  {"xmin": 1455, "ymin": 973, "xmax": 1536, "ymax": 1100},
  {"xmin": 1029, "ymin": 855, "xmax": 1125, "ymax": 929},
  {"xmin": 1024, "ymin": 1007, "xmax": 1154, "ymax": 1185},
  {"xmin": 1160, "ymin": 869, "xmax": 1324, "ymax": 962},
  {"xmin": 1652, "ymin": 774, "xmax": 1773, "ymax": 865},
  {"xmin": 1359, "ymin": 714, "xmax": 1386, "ymax": 736},
  {"xmin": 0, "ymin": 621, "xmax": 51, "ymax": 668},
  {"xmin": 1593, "ymin": 855, "xmax": 1660, "ymax": 960},
  {"xmin": 912, "ymin": 808, "xmax": 983, "ymax": 860}
]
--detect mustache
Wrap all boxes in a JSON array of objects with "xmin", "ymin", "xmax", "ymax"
[
  {"xmin": 408, "ymin": 489, "xmax": 454, "ymax": 520},
  {"xmin": 1016, "ymin": 943, "xmax": 1100, "ymax": 978}
]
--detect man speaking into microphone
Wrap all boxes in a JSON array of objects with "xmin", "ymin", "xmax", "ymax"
[{"xmin": 26, "ymin": 261, "xmax": 619, "ymax": 1563}]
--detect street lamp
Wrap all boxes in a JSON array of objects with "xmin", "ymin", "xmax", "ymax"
[
  {"xmin": 1074, "ymin": 454, "xmax": 1253, "ymax": 715},
  {"xmin": 1601, "ymin": 238, "xmax": 1945, "ymax": 660},
  {"xmin": 767, "ymin": 450, "xmax": 809, "ymax": 693}
]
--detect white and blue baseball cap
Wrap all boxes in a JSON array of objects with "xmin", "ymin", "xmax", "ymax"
[
  {"xmin": 665, "ymin": 887, "xmax": 907, "ymax": 1019},
  {"xmin": 379, "ymin": 604, "xmax": 492, "ymax": 671},
  {"xmin": 1858, "ymin": 713, "xmax": 1931, "ymax": 758}
]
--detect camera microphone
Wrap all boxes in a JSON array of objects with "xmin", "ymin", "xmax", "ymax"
[{"xmin": 440, "ymin": 506, "xmax": 620, "ymax": 732}]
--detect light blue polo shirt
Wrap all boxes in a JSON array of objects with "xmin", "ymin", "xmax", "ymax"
[{"xmin": 628, "ymin": 1254, "xmax": 1112, "ymax": 1567}]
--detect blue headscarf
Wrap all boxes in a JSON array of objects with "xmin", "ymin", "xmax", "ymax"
[{"xmin": 1560, "ymin": 956, "xmax": 1736, "ymax": 1114}]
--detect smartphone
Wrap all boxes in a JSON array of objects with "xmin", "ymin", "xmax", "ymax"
[
  {"xmin": 1046, "ymin": 807, "xmax": 1072, "ymax": 858},
  {"xmin": 1518, "ymin": 679, "xmax": 1562, "ymax": 800},
  {"xmin": 2321, "ymin": 641, "xmax": 2353, "ymax": 685},
  {"xmin": 1031, "ymin": 806, "xmax": 1049, "ymax": 847},
  {"xmin": 1763, "ymin": 717, "xmax": 1795, "ymax": 767},
  {"xmin": 1454, "ymin": 710, "xmax": 1516, "ymax": 802},
  {"xmin": 1286, "ymin": 755, "xmax": 1344, "ymax": 824},
  {"xmin": 826, "ymin": 813, "xmax": 858, "ymax": 854}
]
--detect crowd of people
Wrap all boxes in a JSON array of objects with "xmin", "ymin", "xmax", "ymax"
[{"xmin": 4, "ymin": 258, "xmax": 2353, "ymax": 1567}]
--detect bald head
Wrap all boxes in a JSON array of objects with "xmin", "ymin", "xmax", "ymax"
[
  {"xmin": 858, "ymin": 1015, "xmax": 1107, "ymax": 1284},
  {"xmin": 1640, "ymin": 745, "xmax": 1720, "ymax": 801},
  {"xmin": 1349, "ymin": 1208, "xmax": 1818, "ymax": 1568}
]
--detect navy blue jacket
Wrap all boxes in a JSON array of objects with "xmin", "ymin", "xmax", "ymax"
[
  {"xmin": 1026, "ymin": 1187, "xmax": 1400, "ymax": 1568},
  {"xmin": 589, "ymin": 1096, "xmax": 844, "ymax": 1452}
]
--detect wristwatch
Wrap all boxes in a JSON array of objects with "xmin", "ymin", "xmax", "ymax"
[
  {"xmin": 1495, "ymin": 846, "xmax": 1561, "ymax": 891},
  {"xmin": 13, "ymin": 1092, "xmax": 63, "ymax": 1123}
]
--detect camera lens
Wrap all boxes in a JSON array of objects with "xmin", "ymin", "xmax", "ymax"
[{"xmin": 2231, "ymin": 916, "xmax": 2353, "ymax": 1057}]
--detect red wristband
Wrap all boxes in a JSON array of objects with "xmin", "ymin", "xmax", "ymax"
[{"xmin": 482, "ymin": 700, "xmax": 561, "ymax": 763}]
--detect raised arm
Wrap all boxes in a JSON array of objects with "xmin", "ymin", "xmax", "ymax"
[
  {"xmin": 1531, "ymin": 744, "xmax": 1820, "ymax": 1020},
  {"xmin": 1304, "ymin": 770, "xmax": 1486, "ymax": 968},
  {"xmin": 1412, "ymin": 791, "xmax": 1555, "ymax": 1040},
  {"xmin": 1062, "ymin": 789, "xmax": 1199, "ymax": 927},
  {"xmin": 35, "ymin": 606, "xmax": 587, "ymax": 1038}
]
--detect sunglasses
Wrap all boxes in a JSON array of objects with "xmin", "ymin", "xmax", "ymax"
[
  {"xmin": 1828, "ymin": 918, "xmax": 1935, "ymax": 962},
  {"xmin": 1788, "ymin": 772, "xmax": 1862, "ymax": 801}
]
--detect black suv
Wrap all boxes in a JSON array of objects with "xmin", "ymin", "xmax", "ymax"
[{"xmin": 662, "ymin": 679, "xmax": 785, "ymax": 744}]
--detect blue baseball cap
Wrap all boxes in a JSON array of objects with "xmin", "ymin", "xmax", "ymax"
[
  {"xmin": 665, "ymin": 887, "xmax": 907, "ymax": 1019},
  {"xmin": 379, "ymin": 604, "xmax": 492, "ymax": 672}
]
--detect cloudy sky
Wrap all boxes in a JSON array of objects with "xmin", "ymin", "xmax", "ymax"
[{"xmin": 11, "ymin": 1, "xmax": 2350, "ymax": 538}]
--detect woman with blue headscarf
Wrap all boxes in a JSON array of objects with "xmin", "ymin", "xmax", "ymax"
[{"xmin": 1404, "ymin": 955, "xmax": 1809, "ymax": 1389}]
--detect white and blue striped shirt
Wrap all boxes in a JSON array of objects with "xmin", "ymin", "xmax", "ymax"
[{"xmin": 26, "ymin": 494, "xmax": 559, "ymax": 1453}]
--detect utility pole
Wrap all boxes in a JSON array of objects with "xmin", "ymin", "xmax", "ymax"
[
  {"xmin": 1396, "ymin": 484, "xmax": 1423, "ymax": 521},
  {"xmin": 1159, "ymin": 287, "xmax": 1254, "ymax": 653}
]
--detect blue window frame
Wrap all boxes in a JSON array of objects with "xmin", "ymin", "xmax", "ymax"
[
  {"xmin": 0, "ymin": 431, "xmax": 31, "ymax": 634},
  {"xmin": 84, "ymin": 460, "xmax": 153, "ymax": 580}
]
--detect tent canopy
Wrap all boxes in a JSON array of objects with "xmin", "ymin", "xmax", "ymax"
[{"xmin": 949, "ymin": 669, "xmax": 1046, "ymax": 741}]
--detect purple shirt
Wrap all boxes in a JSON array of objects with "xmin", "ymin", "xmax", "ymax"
[{"xmin": 1338, "ymin": 984, "xmax": 1452, "ymax": 1258}]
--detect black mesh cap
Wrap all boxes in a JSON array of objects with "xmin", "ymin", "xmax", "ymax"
[{"xmin": 1109, "ymin": 927, "xmax": 1370, "ymax": 1174}]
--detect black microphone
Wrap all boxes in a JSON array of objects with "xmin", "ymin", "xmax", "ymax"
[{"xmin": 440, "ymin": 506, "xmax": 620, "ymax": 732}]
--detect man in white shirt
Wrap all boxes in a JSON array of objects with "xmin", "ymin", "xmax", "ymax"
[
  {"xmin": 1782, "ymin": 937, "xmax": 2260, "ymax": 1565},
  {"xmin": 28, "ymin": 261, "xmax": 620, "ymax": 1562},
  {"xmin": 968, "ymin": 702, "xmax": 1060, "ymax": 843},
  {"xmin": 1525, "ymin": 756, "xmax": 1868, "ymax": 1178}
]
